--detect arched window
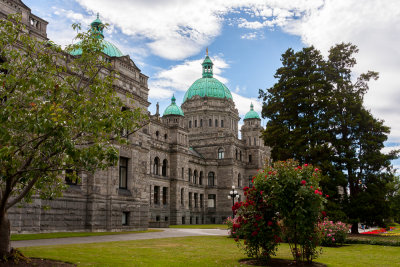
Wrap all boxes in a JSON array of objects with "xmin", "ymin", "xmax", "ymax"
[
  {"xmin": 208, "ymin": 172, "xmax": 215, "ymax": 186},
  {"xmin": 162, "ymin": 159, "xmax": 168, "ymax": 177},
  {"xmin": 209, "ymin": 119, "xmax": 212, "ymax": 127},
  {"xmin": 235, "ymin": 149, "xmax": 238, "ymax": 160},
  {"xmin": 215, "ymin": 119, "xmax": 218, "ymax": 127},
  {"xmin": 188, "ymin": 168, "xmax": 192, "ymax": 182},
  {"xmin": 240, "ymin": 151, "xmax": 242, "ymax": 161},
  {"xmin": 193, "ymin": 170, "xmax": 198, "ymax": 184},
  {"xmin": 221, "ymin": 120, "xmax": 224, "ymax": 127},
  {"xmin": 254, "ymin": 137, "xmax": 257, "ymax": 146},
  {"xmin": 189, "ymin": 121, "xmax": 192, "ymax": 128},
  {"xmin": 238, "ymin": 173, "xmax": 242, "ymax": 188},
  {"xmin": 200, "ymin": 119, "xmax": 203, "ymax": 127},
  {"xmin": 153, "ymin": 157, "xmax": 159, "ymax": 175},
  {"xmin": 218, "ymin": 148, "xmax": 224, "ymax": 159},
  {"xmin": 199, "ymin": 171, "xmax": 203, "ymax": 185},
  {"xmin": 156, "ymin": 131, "xmax": 159, "ymax": 138}
]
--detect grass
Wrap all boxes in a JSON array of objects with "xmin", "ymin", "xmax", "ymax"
[
  {"xmin": 19, "ymin": 236, "xmax": 400, "ymax": 266},
  {"xmin": 168, "ymin": 224, "xmax": 228, "ymax": 229},
  {"xmin": 11, "ymin": 229, "xmax": 162, "ymax": 241}
]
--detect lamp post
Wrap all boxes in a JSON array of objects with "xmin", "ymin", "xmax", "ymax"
[{"xmin": 228, "ymin": 185, "xmax": 239, "ymax": 218}]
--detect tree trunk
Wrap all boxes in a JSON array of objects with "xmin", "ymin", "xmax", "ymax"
[
  {"xmin": 0, "ymin": 212, "xmax": 11, "ymax": 258},
  {"xmin": 351, "ymin": 222, "xmax": 359, "ymax": 234}
]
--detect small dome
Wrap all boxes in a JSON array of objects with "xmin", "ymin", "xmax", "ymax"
[
  {"xmin": 70, "ymin": 14, "xmax": 124, "ymax": 58},
  {"xmin": 183, "ymin": 53, "xmax": 232, "ymax": 103},
  {"xmin": 163, "ymin": 95, "xmax": 184, "ymax": 116},
  {"xmin": 244, "ymin": 103, "xmax": 260, "ymax": 120}
]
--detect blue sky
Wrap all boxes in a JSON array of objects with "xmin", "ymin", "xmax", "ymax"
[{"xmin": 24, "ymin": 0, "xmax": 400, "ymax": 168}]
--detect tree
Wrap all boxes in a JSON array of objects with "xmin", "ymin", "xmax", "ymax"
[
  {"xmin": 259, "ymin": 43, "xmax": 398, "ymax": 233},
  {"xmin": 0, "ymin": 15, "xmax": 147, "ymax": 257}
]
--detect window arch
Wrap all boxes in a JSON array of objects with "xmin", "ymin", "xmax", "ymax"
[
  {"xmin": 193, "ymin": 170, "xmax": 198, "ymax": 184},
  {"xmin": 208, "ymin": 172, "xmax": 215, "ymax": 186},
  {"xmin": 199, "ymin": 171, "xmax": 203, "ymax": 185},
  {"xmin": 218, "ymin": 148, "xmax": 224, "ymax": 159},
  {"xmin": 153, "ymin": 157, "xmax": 160, "ymax": 175},
  {"xmin": 238, "ymin": 173, "xmax": 242, "ymax": 188},
  {"xmin": 162, "ymin": 159, "xmax": 168, "ymax": 177}
]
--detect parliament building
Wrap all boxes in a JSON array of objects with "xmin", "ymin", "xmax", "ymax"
[{"xmin": 2, "ymin": 0, "xmax": 270, "ymax": 233}]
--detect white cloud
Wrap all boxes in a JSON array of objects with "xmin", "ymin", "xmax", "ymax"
[
  {"xmin": 231, "ymin": 92, "xmax": 262, "ymax": 117},
  {"xmin": 240, "ymin": 32, "xmax": 262, "ymax": 40},
  {"xmin": 284, "ymin": 0, "xmax": 400, "ymax": 143},
  {"xmin": 75, "ymin": 0, "xmax": 324, "ymax": 60}
]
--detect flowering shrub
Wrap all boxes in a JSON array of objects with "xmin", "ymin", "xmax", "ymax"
[
  {"xmin": 318, "ymin": 219, "xmax": 350, "ymax": 246},
  {"xmin": 229, "ymin": 179, "xmax": 281, "ymax": 260},
  {"xmin": 227, "ymin": 159, "xmax": 326, "ymax": 263}
]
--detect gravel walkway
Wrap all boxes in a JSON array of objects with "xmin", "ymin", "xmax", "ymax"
[{"xmin": 12, "ymin": 228, "xmax": 230, "ymax": 248}]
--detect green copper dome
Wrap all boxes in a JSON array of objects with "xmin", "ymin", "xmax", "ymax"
[
  {"xmin": 183, "ymin": 53, "xmax": 232, "ymax": 102},
  {"xmin": 163, "ymin": 95, "xmax": 184, "ymax": 116},
  {"xmin": 244, "ymin": 103, "xmax": 260, "ymax": 120},
  {"xmin": 70, "ymin": 14, "xmax": 124, "ymax": 58}
]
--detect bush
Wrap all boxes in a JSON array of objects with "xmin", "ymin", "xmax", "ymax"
[
  {"xmin": 318, "ymin": 218, "xmax": 350, "ymax": 246},
  {"xmin": 227, "ymin": 159, "xmax": 327, "ymax": 264}
]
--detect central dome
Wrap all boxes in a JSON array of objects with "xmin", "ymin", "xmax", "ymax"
[{"xmin": 183, "ymin": 54, "xmax": 232, "ymax": 103}]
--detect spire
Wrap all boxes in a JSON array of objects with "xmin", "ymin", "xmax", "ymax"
[
  {"xmin": 171, "ymin": 94, "xmax": 176, "ymax": 103},
  {"xmin": 250, "ymin": 103, "xmax": 254, "ymax": 110},
  {"xmin": 202, "ymin": 51, "xmax": 213, "ymax": 78},
  {"xmin": 206, "ymin": 47, "xmax": 208, "ymax": 56}
]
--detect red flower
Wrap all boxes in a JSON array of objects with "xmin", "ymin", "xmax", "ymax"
[
  {"xmin": 268, "ymin": 221, "xmax": 273, "ymax": 226},
  {"xmin": 243, "ymin": 186, "xmax": 249, "ymax": 191},
  {"xmin": 321, "ymin": 211, "xmax": 327, "ymax": 218},
  {"xmin": 315, "ymin": 168, "xmax": 319, "ymax": 171},
  {"xmin": 251, "ymin": 231, "xmax": 258, "ymax": 237},
  {"xmin": 325, "ymin": 194, "xmax": 329, "ymax": 198},
  {"xmin": 314, "ymin": 189, "xmax": 319, "ymax": 194},
  {"xmin": 304, "ymin": 164, "xmax": 308, "ymax": 167},
  {"xmin": 310, "ymin": 186, "xmax": 313, "ymax": 189},
  {"xmin": 301, "ymin": 180, "xmax": 306, "ymax": 185}
]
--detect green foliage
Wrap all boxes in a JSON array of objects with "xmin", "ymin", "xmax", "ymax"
[
  {"xmin": 0, "ymin": 14, "xmax": 147, "ymax": 255},
  {"xmin": 228, "ymin": 160, "xmax": 326, "ymax": 263},
  {"xmin": 318, "ymin": 219, "xmax": 350, "ymax": 247},
  {"xmin": 259, "ymin": 43, "xmax": 398, "ymax": 230}
]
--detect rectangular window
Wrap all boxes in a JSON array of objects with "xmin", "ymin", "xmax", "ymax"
[
  {"xmin": 208, "ymin": 194, "xmax": 216, "ymax": 208},
  {"xmin": 189, "ymin": 192, "xmax": 192, "ymax": 208},
  {"xmin": 195, "ymin": 120, "xmax": 197, "ymax": 127},
  {"xmin": 119, "ymin": 157, "xmax": 128, "ymax": 189},
  {"xmin": 122, "ymin": 212, "xmax": 129, "ymax": 225},
  {"xmin": 209, "ymin": 119, "xmax": 212, "ymax": 127},
  {"xmin": 200, "ymin": 194, "xmax": 204, "ymax": 208},
  {"xmin": 182, "ymin": 217, "xmax": 185, "ymax": 224},
  {"xmin": 249, "ymin": 176, "xmax": 253, "ymax": 188},
  {"xmin": 194, "ymin": 193, "xmax": 198, "ymax": 208},
  {"xmin": 249, "ymin": 155, "xmax": 252, "ymax": 163},
  {"xmin": 162, "ymin": 187, "xmax": 168, "ymax": 205},
  {"xmin": 215, "ymin": 119, "xmax": 218, "ymax": 127},
  {"xmin": 154, "ymin": 186, "xmax": 160, "ymax": 204},
  {"xmin": 181, "ymin": 167, "xmax": 184, "ymax": 180},
  {"xmin": 65, "ymin": 169, "xmax": 78, "ymax": 185},
  {"xmin": 181, "ymin": 188, "xmax": 184, "ymax": 205},
  {"xmin": 221, "ymin": 120, "xmax": 224, "ymax": 127},
  {"xmin": 200, "ymin": 119, "xmax": 203, "ymax": 127}
]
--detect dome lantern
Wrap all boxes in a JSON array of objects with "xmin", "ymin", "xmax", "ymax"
[{"xmin": 202, "ymin": 48, "xmax": 213, "ymax": 78}]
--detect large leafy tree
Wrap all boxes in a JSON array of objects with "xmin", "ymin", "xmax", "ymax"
[
  {"xmin": 0, "ymin": 15, "xmax": 147, "ymax": 257},
  {"xmin": 259, "ymin": 43, "xmax": 398, "ymax": 233}
]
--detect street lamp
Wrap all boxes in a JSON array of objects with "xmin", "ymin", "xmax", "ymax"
[{"xmin": 228, "ymin": 185, "xmax": 239, "ymax": 218}]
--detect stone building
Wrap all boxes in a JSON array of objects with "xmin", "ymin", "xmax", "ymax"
[{"xmin": 3, "ymin": 0, "xmax": 270, "ymax": 233}]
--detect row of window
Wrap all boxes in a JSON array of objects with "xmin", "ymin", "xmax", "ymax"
[
  {"xmin": 180, "ymin": 190, "xmax": 216, "ymax": 209},
  {"xmin": 184, "ymin": 169, "xmax": 215, "ymax": 186},
  {"xmin": 189, "ymin": 119, "xmax": 225, "ymax": 128},
  {"xmin": 153, "ymin": 157, "xmax": 168, "ymax": 176}
]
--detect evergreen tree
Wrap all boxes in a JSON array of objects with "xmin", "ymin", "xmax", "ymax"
[{"xmin": 260, "ymin": 43, "xmax": 398, "ymax": 233}]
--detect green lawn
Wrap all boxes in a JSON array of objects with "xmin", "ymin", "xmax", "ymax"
[
  {"xmin": 19, "ymin": 236, "xmax": 400, "ymax": 266},
  {"xmin": 168, "ymin": 224, "xmax": 228, "ymax": 229},
  {"xmin": 11, "ymin": 229, "xmax": 162, "ymax": 241}
]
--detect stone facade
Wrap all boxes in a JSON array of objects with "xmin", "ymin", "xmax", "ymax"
[{"xmin": 4, "ymin": 0, "xmax": 271, "ymax": 233}]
